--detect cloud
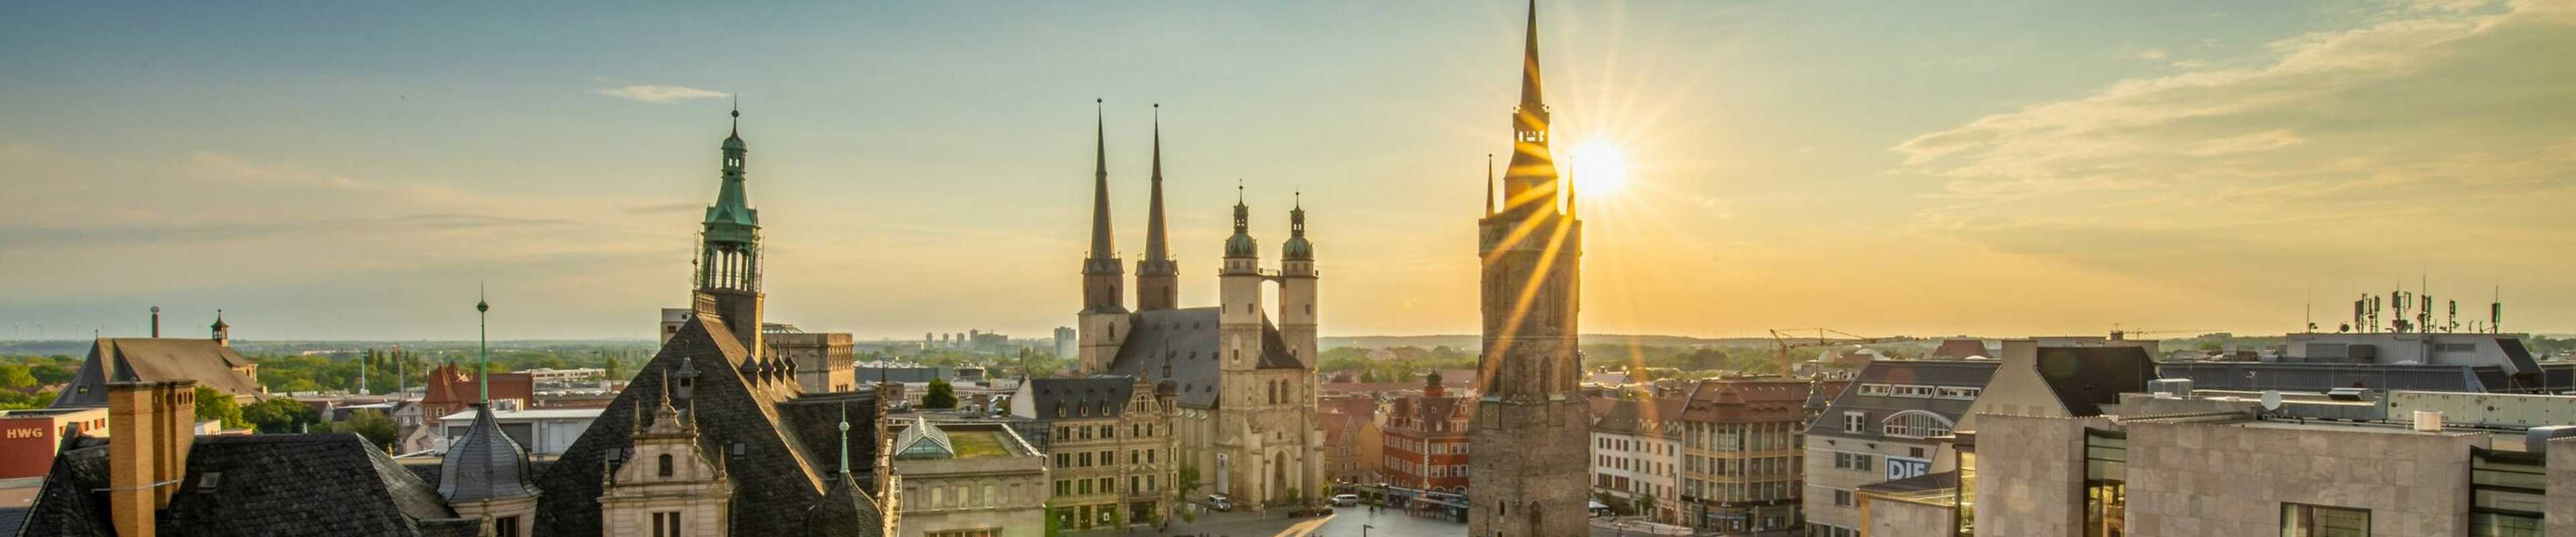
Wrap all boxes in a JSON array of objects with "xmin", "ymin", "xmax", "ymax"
[
  {"xmin": 1886, "ymin": 1, "xmax": 2576, "ymax": 293},
  {"xmin": 594, "ymin": 85, "xmax": 731, "ymax": 104},
  {"xmin": 2122, "ymin": 48, "xmax": 2170, "ymax": 61}
]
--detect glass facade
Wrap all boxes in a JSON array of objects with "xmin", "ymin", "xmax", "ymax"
[
  {"xmin": 2468, "ymin": 447, "xmax": 2545, "ymax": 537},
  {"xmin": 2083, "ymin": 429, "xmax": 2125, "ymax": 537},
  {"xmin": 2280, "ymin": 503, "xmax": 2370, "ymax": 537}
]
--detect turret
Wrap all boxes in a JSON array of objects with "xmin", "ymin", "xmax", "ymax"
[
  {"xmin": 209, "ymin": 309, "xmax": 229, "ymax": 346},
  {"xmin": 1277, "ymin": 194, "xmax": 1319, "ymax": 365},
  {"xmin": 696, "ymin": 106, "xmax": 766, "ymax": 358},
  {"xmin": 1219, "ymin": 185, "xmax": 1265, "ymax": 371}
]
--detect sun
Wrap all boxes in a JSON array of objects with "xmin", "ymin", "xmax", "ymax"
[{"xmin": 1568, "ymin": 140, "xmax": 1632, "ymax": 198}]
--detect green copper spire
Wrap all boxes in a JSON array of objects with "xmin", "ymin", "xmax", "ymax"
[
  {"xmin": 698, "ymin": 107, "xmax": 762, "ymax": 293},
  {"xmin": 706, "ymin": 106, "xmax": 757, "ymax": 231},
  {"xmin": 837, "ymin": 401, "xmax": 852, "ymax": 475},
  {"xmin": 1224, "ymin": 181, "xmax": 1256, "ymax": 258},
  {"xmin": 476, "ymin": 282, "xmax": 489, "ymax": 403}
]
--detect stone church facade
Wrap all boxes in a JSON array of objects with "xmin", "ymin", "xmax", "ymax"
[{"xmin": 1071, "ymin": 103, "xmax": 1329, "ymax": 509}]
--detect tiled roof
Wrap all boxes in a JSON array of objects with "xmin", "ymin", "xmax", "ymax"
[
  {"xmin": 532, "ymin": 313, "xmax": 884, "ymax": 536},
  {"xmin": 52, "ymin": 338, "xmax": 264, "ymax": 407}
]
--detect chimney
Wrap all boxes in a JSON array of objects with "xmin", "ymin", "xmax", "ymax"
[
  {"xmin": 150, "ymin": 306, "xmax": 160, "ymax": 338},
  {"xmin": 107, "ymin": 379, "xmax": 197, "ymax": 536}
]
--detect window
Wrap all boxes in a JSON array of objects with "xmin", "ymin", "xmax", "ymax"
[
  {"xmin": 2282, "ymin": 503, "xmax": 2369, "ymax": 536},
  {"xmin": 1055, "ymin": 480, "xmax": 1069, "ymax": 496},
  {"xmin": 1856, "ymin": 384, "xmax": 1892, "ymax": 396},
  {"xmin": 1056, "ymin": 453, "xmax": 1069, "ymax": 468},
  {"xmin": 1882, "ymin": 411, "xmax": 1955, "ymax": 439},
  {"xmin": 2087, "ymin": 430, "xmax": 2128, "ymax": 537},
  {"xmin": 2470, "ymin": 447, "xmax": 2546, "ymax": 536},
  {"xmin": 1892, "ymin": 385, "xmax": 1936, "ymax": 398},
  {"xmin": 651, "ymin": 511, "xmax": 684, "ymax": 537},
  {"xmin": 1937, "ymin": 387, "xmax": 1981, "ymax": 400},
  {"xmin": 494, "ymin": 516, "xmax": 521, "ymax": 537},
  {"xmin": 657, "ymin": 454, "xmax": 674, "ymax": 477}
]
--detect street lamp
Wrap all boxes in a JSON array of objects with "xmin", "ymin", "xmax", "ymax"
[{"xmin": 1362, "ymin": 524, "xmax": 1375, "ymax": 537}]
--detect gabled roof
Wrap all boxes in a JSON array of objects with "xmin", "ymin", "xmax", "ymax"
[
  {"xmin": 1102, "ymin": 307, "xmax": 1303, "ymax": 409},
  {"xmin": 1805, "ymin": 360, "xmax": 1998, "ymax": 440},
  {"xmin": 52, "ymin": 338, "xmax": 264, "ymax": 407},
  {"xmin": 892, "ymin": 417, "xmax": 954, "ymax": 460},
  {"xmin": 533, "ymin": 313, "xmax": 883, "ymax": 536}
]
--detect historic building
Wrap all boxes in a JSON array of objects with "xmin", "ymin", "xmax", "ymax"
[
  {"xmin": 52, "ymin": 312, "xmax": 264, "ymax": 409},
  {"xmin": 885, "ymin": 416, "xmax": 1051, "ymax": 537},
  {"xmin": 1592, "ymin": 397, "xmax": 1681, "ymax": 525},
  {"xmin": 1385, "ymin": 372, "xmax": 1472, "ymax": 493},
  {"xmin": 1007, "ymin": 375, "xmax": 1176, "ymax": 529},
  {"xmin": 1672, "ymin": 378, "xmax": 1808, "ymax": 535},
  {"xmin": 1071, "ymin": 102, "xmax": 1328, "ymax": 509},
  {"xmin": 1468, "ymin": 1, "xmax": 1591, "ymax": 535}
]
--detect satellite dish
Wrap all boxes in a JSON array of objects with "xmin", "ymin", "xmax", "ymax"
[{"xmin": 2259, "ymin": 391, "xmax": 2284, "ymax": 412}]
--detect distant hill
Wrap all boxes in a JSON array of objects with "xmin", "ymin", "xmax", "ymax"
[{"xmin": 1322, "ymin": 334, "xmax": 1780, "ymax": 350}]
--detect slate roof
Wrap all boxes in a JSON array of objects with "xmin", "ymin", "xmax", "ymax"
[
  {"xmin": 1102, "ymin": 307, "xmax": 1303, "ymax": 409},
  {"xmin": 803, "ymin": 473, "xmax": 885, "ymax": 537},
  {"xmin": 533, "ymin": 313, "xmax": 884, "ymax": 536},
  {"xmin": 776, "ymin": 391, "xmax": 885, "ymax": 479},
  {"xmin": 437, "ymin": 404, "xmax": 541, "ymax": 503},
  {"xmin": 52, "ymin": 338, "xmax": 264, "ymax": 407},
  {"xmin": 1023, "ymin": 377, "xmax": 1139, "ymax": 421},
  {"xmin": 162, "ymin": 434, "xmax": 469, "ymax": 536},
  {"xmin": 0, "ymin": 507, "xmax": 28, "ymax": 537},
  {"xmin": 17, "ymin": 440, "xmax": 111, "ymax": 537},
  {"xmin": 1805, "ymin": 360, "xmax": 1998, "ymax": 440},
  {"xmin": 1590, "ymin": 398, "xmax": 1675, "ymax": 438}
]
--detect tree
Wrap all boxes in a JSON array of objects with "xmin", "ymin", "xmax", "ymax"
[
  {"xmin": 243, "ymin": 397, "xmax": 316, "ymax": 433},
  {"xmin": 194, "ymin": 387, "xmax": 246, "ymax": 429},
  {"xmin": 922, "ymin": 377, "xmax": 958, "ymax": 409},
  {"xmin": 0, "ymin": 362, "xmax": 36, "ymax": 389},
  {"xmin": 331, "ymin": 409, "xmax": 398, "ymax": 451},
  {"xmin": 604, "ymin": 356, "xmax": 626, "ymax": 381}
]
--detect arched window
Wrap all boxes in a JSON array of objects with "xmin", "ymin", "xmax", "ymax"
[
  {"xmin": 657, "ymin": 454, "xmax": 674, "ymax": 478},
  {"xmin": 1881, "ymin": 410, "xmax": 1955, "ymax": 439}
]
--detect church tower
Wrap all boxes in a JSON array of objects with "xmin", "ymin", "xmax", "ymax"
[
  {"xmin": 1077, "ymin": 100, "xmax": 1130, "ymax": 375},
  {"xmin": 1217, "ymin": 186, "xmax": 1265, "ymax": 373},
  {"xmin": 696, "ymin": 107, "xmax": 765, "ymax": 360},
  {"xmin": 1277, "ymin": 195, "xmax": 1319, "ymax": 366},
  {"xmin": 1136, "ymin": 104, "xmax": 1181, "ymax": 311},
  {"xmin": 1468, "ymin": 1, "xmax": 1588, "ymax": 536}
]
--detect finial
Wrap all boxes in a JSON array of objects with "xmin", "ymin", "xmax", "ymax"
[
  {"xmin": 1236, "ymin": 179, "xmax": 1244, "ymax": 203},
  {"xmin": 1294, "ymin": 190, "xmax": 1301, "ymax": 209},
  {"xmin": 730, "ymin": 95, "xmax": 741, "ymax": 135},
  {"xmin": 836, "ymin": 401, "xmax": 852, "ymax": 475}
]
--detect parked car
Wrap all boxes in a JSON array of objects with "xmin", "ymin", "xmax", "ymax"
[
  {"xmin": 1331, "ymin": 494, "xmax": 1360, "ymax": 507},
  {"xmin": 1206, "ymin": 493, "xmax": 1234, "ymax": 512}
]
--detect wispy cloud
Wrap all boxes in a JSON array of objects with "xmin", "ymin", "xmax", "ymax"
[
  {"xmin": 594, "ymin": 85, "xmax": 730, "ymax": 104},
  {"xmin": 2121, "ymin": 48, "xmax": 2170, "ymax": 61}
]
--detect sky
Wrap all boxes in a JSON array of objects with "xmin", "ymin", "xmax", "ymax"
[{"xmin": 3, "ymin": 1, "xmax": 2571, "ymax": 342}]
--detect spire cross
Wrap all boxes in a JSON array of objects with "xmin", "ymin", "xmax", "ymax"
[{"xmin": 837, "ymin": 401, "xmax": 852, "ymax": 475}]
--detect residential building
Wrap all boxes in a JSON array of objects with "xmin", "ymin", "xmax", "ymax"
[
  {"xmin": 1008, "ymin": 375, "xmax": 1177, "ymax": 530},
  {"xmin": 1591, "ymin": 397, "xmax": 1682, "ymax": 524},
  {"xmin": 1318, "ymin": 394, "xmax": 1377, "ymax": 485},
  {"xmin": 1384, "ymin": 372, "xmax": 1472, "ymax": 493},
  {"xmin": 1675, "ymin": 378, "xmax": 1809, "ymax": 535},
  {"xmin": 419, "ymin": 363, "xmax": 534, "ymax": 421},
  {"xmin": 888, "ymin": 417, "xmax": 1051, "ymax": 537}
]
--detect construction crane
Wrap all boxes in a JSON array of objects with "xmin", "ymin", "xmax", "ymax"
[
  {"xmin": 1768, "ymin": 328, "xmax": 1919, "ymax": 377},
  {"xmin": 2106, "ymin": 326, "xmax": 2214, "ymax": 341}
]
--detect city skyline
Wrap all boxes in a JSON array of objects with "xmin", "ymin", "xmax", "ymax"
[{"xmin": 6, "ymin": 0, "xmax": 2573, "ymax": 341}]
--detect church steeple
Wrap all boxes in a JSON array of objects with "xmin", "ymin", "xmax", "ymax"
[
  {"xmin": 1282, "ymin": 192, "xmax": 1313, "ymax": 261},
  {"xmin": 695, "ymin": 105, "xmax": 767, "ymax": 360},
  {"xmin": 1223, "ymin": 182, "xmax": 1256, "ymax": 259},
  {"xmin": 1081, "ymin": 99, "xmax": 1126, "ymax": 314},
  {"xmin": 1500, "ymin": 0, "xmax": 1560, "ymax": 213},
  {"xmin": 1136, "ymin": 104, "xmax": 1179, "ymax": 311}
]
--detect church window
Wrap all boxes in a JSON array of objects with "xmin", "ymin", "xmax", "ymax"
[{"xmin": 657, "ymin": 454, "xmax": 674, "ymax": 478}]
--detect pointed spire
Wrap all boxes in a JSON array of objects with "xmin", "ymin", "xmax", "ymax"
[
  {"xmin": 1144, "ymin": 103, "xmax": 1169, "ymax": 262},
  {"xmin": 1485, "ymin": 154, "xmax": 1496, "ymax": 215},
  {"xmin": 730, "ymin": 95, "xmax": 741, "ymax": 138},
  {"xmin": 1087, "ymin": 98, "xmax": 1116, "ymax": 263},
  {"xmin": 1519, "ymin": 0, "xmax": 1546, "ymax": 110}
]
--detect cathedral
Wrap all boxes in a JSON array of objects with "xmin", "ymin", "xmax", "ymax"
[
  {"xmin": 1071, "ymin": 102, "xmax": 1329, "ymax": 509},
  {"xmin": 1468, "ymin": 1, "xmax": 1592, "ymax": 536}
]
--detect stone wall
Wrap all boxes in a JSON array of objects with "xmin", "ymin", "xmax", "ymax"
[
  {"xmin": 2550, "ymin": 436, "xmax": 2575, "ymax": 536},
  {"xmin": 2123, "ymin": 421, "xmax": 2485, "ymax": 536},
  {"xmin": 1967, "ymin": 413, "xmax": 2087, "ymax": 537},
  {"xmin": 1860, "ymin": 497, "xmax": 1952, "ymax": 537}
]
